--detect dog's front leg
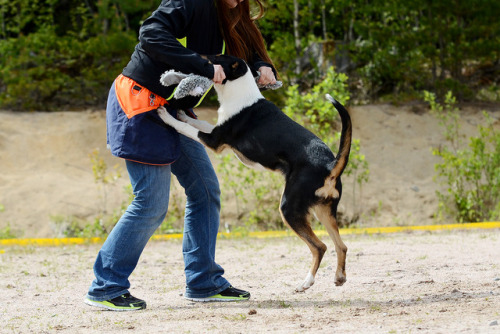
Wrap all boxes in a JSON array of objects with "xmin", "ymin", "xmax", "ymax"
[
  {"xmin": 157, "ymin": 106, "xmax": 202, "ymax": 143},
  {"xmin": 177, "ymin": 110, "xmax": 215, "ymax": 133}
]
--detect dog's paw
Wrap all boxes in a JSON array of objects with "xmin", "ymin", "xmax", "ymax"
[
  {"xmin": 295, "ymin": 285, "xmax": 307, "ymax": 293},
  {"xmin": 295, "ymin": 272, "xmax": 315, "ymax": 292},
  {"xmin": 177, "ymin": 110, "xmax": 190, "ymax": 122},
  {"xmin": 157, "ymin": 106, "xmax": 175, "ymax": 125},
  {"xmin": 295, "ymin": 282, "xmax": 313, "ymax": 293},
  {"xmin": 335, "ymin": 274, "xmax": 347, "ymax": 286}
]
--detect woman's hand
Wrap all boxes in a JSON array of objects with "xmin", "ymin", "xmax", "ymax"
[
  {"xmin": 257, "ymin": 66, "xmax": 276, "ymax": 86},
  {"xmin": 212, "ymin": 64, "xmax": 226, "ymax": 84}
]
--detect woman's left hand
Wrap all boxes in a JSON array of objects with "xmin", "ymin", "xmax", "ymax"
[{"xmin": 257, "ymin": 66, "xmax": 277, "ymax": 86}]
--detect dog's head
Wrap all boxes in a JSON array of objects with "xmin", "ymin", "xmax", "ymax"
[
  {"xmin": 206, "ymin": 54, "xmax": 256, "ymax": 84},
  {"xmin": 206, "ymin": 54, "xmax": 263, "ymax": 108}
]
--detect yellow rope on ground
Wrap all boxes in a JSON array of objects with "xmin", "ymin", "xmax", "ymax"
[{"xmin": 1, "ymin": 222, "xmax": 499, "ymax": 247}]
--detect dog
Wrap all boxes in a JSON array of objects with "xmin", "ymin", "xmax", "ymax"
[{"xmin": 157, "ymin": 54, "xmax": 352, "ymax": 292}]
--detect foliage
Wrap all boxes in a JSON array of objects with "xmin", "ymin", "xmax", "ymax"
[
  {"xmin": 216, "ymin": 154, "xmax": 284, "ymax": 231},
  {"xmin": 51, "ymin": 149, "xmax": 125, "ymax": 238},
  {"xmin": 0, "ymin": 204, "xmax": 16, "ymax": 238},
  {"xmin": 284, "ymin": 67, "xmax": 350, "ymax": 146},
  {"xmin": 51, "ymin": 215, "xmax": 107, "ymax": 238},
  {"xmin": 425, "ymin": 91, "xmax": 500, "ymax": 223},
  {"xmin": 2, "ymin": 0, "xmax": 498, "ymax": 110},
  {"xmin": 260, "ymin": 0, "xmax": 500, "ymax": 101},
  {"xmin": 0, "ymin": 28, "xmax": 137, "ymax": 110},
  {"xmin": 0, "ymin": 223, "xmax": 18, "ymax": 239},
  {"xmin": 53, "ymin": 162, "xmax": 186, "ymax": 237},
  {"xmin": 0, "ymin": 204, "xmax": 20, "ymax": 238},
  {"xmin": 89, "ymin": 149, "xmax": 122, "ymax": 215},
  {"xmin": 0, "ymin": 0, "xmax": 152, "ymax": 110}
]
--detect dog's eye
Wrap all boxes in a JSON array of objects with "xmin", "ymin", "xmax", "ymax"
[{"xmin": 231, "ymin": 62, "xmax": 238, "ymax": 70}]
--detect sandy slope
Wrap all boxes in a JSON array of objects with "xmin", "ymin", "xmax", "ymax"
[{"xmin": 0, "ymin": 103, "xmax": 499, "ymax": 238}]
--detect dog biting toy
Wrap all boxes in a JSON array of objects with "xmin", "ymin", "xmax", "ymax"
[
  {"xmin": 159, "ymin": 67, "xmax": 282, "ymax": 110},
  {"xmin": 160, "ymin": 69, "xmax": 282, "ymax": 101}
]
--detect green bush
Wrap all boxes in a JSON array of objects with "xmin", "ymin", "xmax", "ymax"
[
  {"xmin": 0, "ymin": 223, "xmax": 18, "ymax": 239},
  {"xmin": 284, "ymin": 67, "xmax": 351, "ymax": 146},
  {"xmin": 216, "ymin": 154, "xmax": 284, "ymax": 231},
  {"xmin": 425, "ymin": 91, "xmax": 500, "ymax": 222},
  {"xmin": 0, "ymin": 27, "xmax": 136, "ymax": 110},
  {"xmin": 0, "ymin": 0, "xmax": 149, "ymax": 111}
]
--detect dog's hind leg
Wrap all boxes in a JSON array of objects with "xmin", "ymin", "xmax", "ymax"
[
  {"xmin": 280, "ymin": 190, "xmax": 327, "ymax": 292},
  {"xmin": 313, "ymin": 203, "xmax": 347, "ymax": 286}
]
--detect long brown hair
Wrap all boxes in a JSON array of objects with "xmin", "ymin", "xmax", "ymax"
[{"xmin": 216, "ymin": 0, "xmax": 275, "ymax": 70}]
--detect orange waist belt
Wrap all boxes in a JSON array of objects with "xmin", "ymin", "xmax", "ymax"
[{"xmin": 115, "ymin": 74, "xmax": 167, "ymax": 119}]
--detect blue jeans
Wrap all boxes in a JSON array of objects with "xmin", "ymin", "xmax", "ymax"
[{"xmin": 86, "ymin": 135, "xmax": 230, "ymax": 301}]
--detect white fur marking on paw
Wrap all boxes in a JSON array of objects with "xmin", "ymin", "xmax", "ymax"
[
  {"xmin": 177, "ymin": 110, "xmax": 189, "ymax": 122},
  {"xmin": 157, "ymin": 107, "xmax": 200, "ymax": 141},
  {"xmin": 176, "ymin": 110, "xmax": 214, "ymax": 133},
  {"xmin": 295, "ymin": 272, "xmax": 315, "ymax": 292}
]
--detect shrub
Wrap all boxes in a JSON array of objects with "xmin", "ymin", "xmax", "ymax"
[
  {"xmin": 0, "ymin": 27, "xmax": 136, "ymax": 110},
  {"xmin": 216, "ymin": 154, "xmax": 284, "ymax": 231},
  {"xmin": 0, "ymin": 223, "xmax": 18, "ymax": 239},
  {"xmin": 425, "ymin": 91, "xmax": 500, "ymax": 222}
]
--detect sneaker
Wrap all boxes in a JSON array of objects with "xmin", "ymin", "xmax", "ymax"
[
  {"xmin": 84, "ymin": 293, "xmax": 146, "ymax": 311},
  {"xmin": 185, "ymin": 286, "xmax": 251, "ymax": 302}
]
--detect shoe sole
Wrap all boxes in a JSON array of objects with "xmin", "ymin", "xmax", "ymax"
[
  {"xmin": 184, "ymin": 296, "xmax": 250, "ymax": 303},
  {"xmin": 84, "ymin": 298, "xmax": 146, "ymax": 311}
]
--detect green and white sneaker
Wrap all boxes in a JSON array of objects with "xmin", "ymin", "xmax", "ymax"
[
  {"xmin": 84, "ymin": 293, "xmax": 146, "ymax": 311},
  {"xmin": 185, "ymin": 286, "xmax": 251, "ymax": 302}
]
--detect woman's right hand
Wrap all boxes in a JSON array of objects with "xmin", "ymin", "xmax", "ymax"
[{"xmin": 212, "ymin": 64, "xmax": 226, "ymax": 84}]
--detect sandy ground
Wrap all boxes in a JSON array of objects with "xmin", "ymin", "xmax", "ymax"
[
  {"xmin": 1, "ymin": 103, "xmax": 499, "ymax": 237},
  {"xmin": 1, "ymin": 229, "xmax": 499, "ymax": 333}
]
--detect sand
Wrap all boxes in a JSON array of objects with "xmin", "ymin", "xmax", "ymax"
[{"xmin": 1, "ymin": 230, "xmax": 499, "ymax": 333}]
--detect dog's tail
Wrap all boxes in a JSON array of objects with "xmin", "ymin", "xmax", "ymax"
[{"xmin": 326, "ymin": 94, "xmax": 352, "ymax": 177}]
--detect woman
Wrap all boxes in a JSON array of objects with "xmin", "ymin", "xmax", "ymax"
[{"xmin": 84, "ymin": 0, "xmax": 277, "ymax": 311}]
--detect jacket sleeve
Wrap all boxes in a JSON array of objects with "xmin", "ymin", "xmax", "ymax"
[
  {"xmin": 138, "ymin": 0, "xmax": 214, "ymax": 79},
  {"xmin": 249, "ymin": 52, "xmax": 277, "ymax": 78}
]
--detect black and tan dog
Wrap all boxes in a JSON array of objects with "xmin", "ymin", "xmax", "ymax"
[{"xmin": 157, "ymin": 55, "xmax": 352, "ymax": 292}]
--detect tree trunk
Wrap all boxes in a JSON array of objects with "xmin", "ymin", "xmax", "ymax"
[
  {"xmin": 308, "ymin": 0, "xmax": 313, "ymax": 34},
  {"xmin": 293, "ymin": 0, "xmax": 301, "ymax": 76},
  {"xmin": 321, "ymin": 0, "xmax": 326, "ymax": 40}
]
